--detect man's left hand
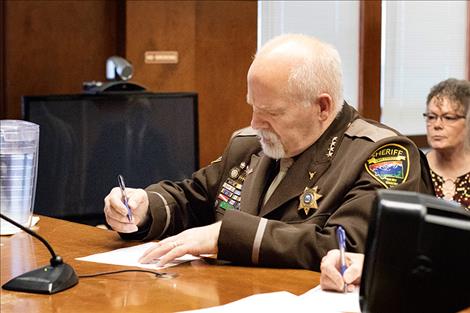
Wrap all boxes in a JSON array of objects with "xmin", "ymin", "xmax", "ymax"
[{"xmin": 138, "ymin": 221, "xmax": 222, "ymax": 266}]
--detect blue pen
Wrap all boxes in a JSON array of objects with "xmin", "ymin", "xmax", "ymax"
[
  {"xmin": 336, "ymin": 225, "xmax": 347, "ymax": 293},
  {"xmin": 118, "ymin": 174, "xmax": 133, "ymax": 222}
]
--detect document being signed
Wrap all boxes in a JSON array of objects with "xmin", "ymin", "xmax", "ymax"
[
  {"xmin": 76, "ymin": 242, "xmax": 200, "ymax": 270},
  {"xmin": 179, "ymin": 286, "xmax": 361, "ymax": 313}
]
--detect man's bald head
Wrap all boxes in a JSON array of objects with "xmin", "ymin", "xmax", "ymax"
[{"xmin": 248, "ymin": 34, "xmax": 344, "ymax": 114}]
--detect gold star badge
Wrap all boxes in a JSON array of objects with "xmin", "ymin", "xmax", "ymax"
[{"xmin": 298, "ymin": 186, "xmax": 323, "ymax": 215}]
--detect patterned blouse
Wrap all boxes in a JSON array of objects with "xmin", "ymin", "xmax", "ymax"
[{"xmin": 430, "ymin": 169, "xmax": 470, "ymax": 211}]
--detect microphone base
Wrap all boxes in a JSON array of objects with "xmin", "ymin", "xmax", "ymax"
[{"xmin": 2, "ymin": 263, "xmax": 78, "ymax": 294}]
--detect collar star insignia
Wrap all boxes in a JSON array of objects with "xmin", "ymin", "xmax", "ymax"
[
  {"xmin": 298, "ymin": 186, "xmax": 323, "ymax": 215},
  {"xmin": 309, "ymin": 171, "xmax": 316, "ymax": 180},
  {"xmin": 326, "ymin": 136, "xmax": 338, "ymax": 158}
]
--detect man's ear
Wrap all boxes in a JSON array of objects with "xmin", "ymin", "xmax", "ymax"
[{"xmin": 317, "ymin": 93, "xmax": 334, "ymax": 121}]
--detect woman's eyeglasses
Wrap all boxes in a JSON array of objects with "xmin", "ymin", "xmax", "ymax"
[{"xmin": 422, "ymin": 113, "xmax": 465, "ymax": 125}]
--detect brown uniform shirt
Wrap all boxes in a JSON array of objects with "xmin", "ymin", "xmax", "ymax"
[{"xmin": 121, "ymin": 104, "xmax": 433, "ymax": 270}]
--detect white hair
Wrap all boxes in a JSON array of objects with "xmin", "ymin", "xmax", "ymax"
[{"xmin": 256, "ymin": 34, "xmax": 344, "ymax": 114}]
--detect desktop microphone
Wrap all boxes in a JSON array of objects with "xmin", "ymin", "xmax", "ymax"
[{"xmin": 0, "ymin": 213, "xmax": 78, "ymax": 294}]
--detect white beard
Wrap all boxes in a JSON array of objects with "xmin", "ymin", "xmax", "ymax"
[{"xmin": 256, "ymin": 129, "xmax": 286, "ymax": 159}]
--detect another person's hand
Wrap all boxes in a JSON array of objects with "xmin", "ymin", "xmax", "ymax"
[
  {"xmin": 138, "ymin": 221, "xmax": 222, "ymax": 266},
  {"xmin": 104, "ymin": 187, "xmax": 149, "ymax": 233},
  {"xmin": 320, "ymin": 249, "xmax": 364, "ymax": 292}
]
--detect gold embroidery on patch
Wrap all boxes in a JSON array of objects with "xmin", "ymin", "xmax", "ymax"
[{"xmin": 365, "ymin": 143, "xmax": 410, "ymax": 188}]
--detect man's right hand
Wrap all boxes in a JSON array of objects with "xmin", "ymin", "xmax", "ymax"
[{"xmin": 104, "ymin": 187, "xmax": 149, "ymax": 233}]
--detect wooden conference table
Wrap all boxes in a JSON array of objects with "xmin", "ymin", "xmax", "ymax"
[{"xmin": 1, "ymin": 216, "xmax": 320, "ymax": 313}]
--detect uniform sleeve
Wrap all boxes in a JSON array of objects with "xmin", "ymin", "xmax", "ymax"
[
  {"xmin": 116, "ymin": 152, "xmax": 227, "ymax": 242},
  {"xmin": 218, "ymin": 137, "xmax": 432, "ymax": 271},
  {"xmin": 118, "ymin": 133, "xmax": 259, "ymax": 241},
  {"xmin": 118, "ymin": 171, "xmax": 219, "ymax": 241}
]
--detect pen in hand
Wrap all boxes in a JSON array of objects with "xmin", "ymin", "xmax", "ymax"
[
  {"xmin": 117, "ymin": 174, "xmax": 133, "ymax": 222},
  {"xmin": 336, "ymin": 225, "xmax": 347, "ymax": 293}
]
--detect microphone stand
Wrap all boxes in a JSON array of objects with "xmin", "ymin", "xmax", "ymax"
[{"xmin": 1, "ymin": 213, "xmax": 78, "ymax": 294}]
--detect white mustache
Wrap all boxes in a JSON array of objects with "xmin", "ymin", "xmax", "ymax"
[
  {"xmin": 256, "ymin": 129, "xmax": 280, "ymax": 143},
  {"xmin": 254, "ymin": 129, "xmax": 286, "ymax": 159}
]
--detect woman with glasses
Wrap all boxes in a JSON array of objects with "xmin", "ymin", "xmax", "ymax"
[{"xmin": 423, "ymin": 78, "xmax": 470, "ymax": 210}]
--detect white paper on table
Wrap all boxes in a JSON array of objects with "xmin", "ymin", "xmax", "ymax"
[
  {"xmin": 179, "ymin": 291, "xmax": 299, "ymax": 313},
  {"xmin": 76, "ymin": 242, "xmax": 200, "ymax": 270},
  {"xmin": 0, "ymin": 215, "xmax": 40, "ymax": 236},
  {"xmin": 179, "ymin": 285, "xmax": 361, "ymax": 313},
  {"xmin": 297, "ymin": 285, "xmax": 361, "ymax": 313}
]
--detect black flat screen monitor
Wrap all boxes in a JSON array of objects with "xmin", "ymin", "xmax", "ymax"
[
  {"xmin": 22, "ymin": 92, "xmax": 198, "ymax": 225},
  {"xmin": 360, "ymin": 190, "xmax": 470, "ymax": 313}
]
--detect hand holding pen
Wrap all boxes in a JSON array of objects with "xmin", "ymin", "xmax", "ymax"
[
  {"xmin": 320, "ymin": 227, "xmax": 364, "ymax": 293},
  {"xmin": 104, "ymin": 177, "xmax": 150, "ymax": 233}
]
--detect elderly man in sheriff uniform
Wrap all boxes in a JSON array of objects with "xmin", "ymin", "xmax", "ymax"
[{"xmin": 104, "ymin": 34, "xmax": 432, "ymax": 270}]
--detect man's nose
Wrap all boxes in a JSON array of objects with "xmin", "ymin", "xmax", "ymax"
[{"xmin": 250, "ymin": 111, "xmax": 266, "ymax": 129}]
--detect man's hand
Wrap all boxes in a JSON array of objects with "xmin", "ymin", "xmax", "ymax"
[
  {"xmin": 320, "ymin": 249, "xmax": 364, "ymax": 292},
  {"xmin": 138, "ymin": 221, "xmax": 222, "ymax": 266},
  {"xmin": 104, "ymin": 187, "xmax": 149, "ymax": 233}
]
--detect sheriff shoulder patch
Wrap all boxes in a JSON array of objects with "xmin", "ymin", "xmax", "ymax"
[{"xmin": 365, "ymin": 143, "xmax": 410, "ymax": 188}]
